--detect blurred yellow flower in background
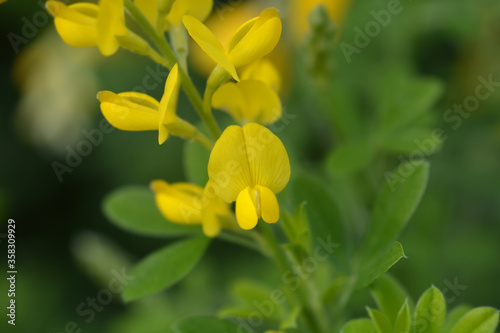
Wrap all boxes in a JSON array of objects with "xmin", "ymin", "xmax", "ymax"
[
  {"xmin": 183, "ymin": 8, "xmax": 282, "ymax": 81},
  {"xmin": 46, "ymin": 0, "xmax": 128, "ymax": 56},
  {"xmin": 151, "ymin": 180, "xmax": 233, "ymax": 237},
  {"xmin": 208, "ymin": 123, "xmax": 290, "ymax": 230},
  {"xmin": 97, "ymin": 64, "xmax": 180, "ymax": 144}
]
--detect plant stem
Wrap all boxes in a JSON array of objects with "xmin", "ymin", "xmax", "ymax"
[
  {"xmin": 123, "ymin": 0, "xmax": 220, "ymax": 140},
  {"xmin": 260, "ymin": 223, "xmax": 325, "ymax": 333},
  {"xmin": 193, "ymin": 132, "xmax": 214, "ymax": 150},
  {"xmin": 218, "ymin": 231, "xmax": 264, "ymax": 255}
]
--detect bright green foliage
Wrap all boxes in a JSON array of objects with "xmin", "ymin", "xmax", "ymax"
[
  {"xmin": 414, "ymin": 286, "xmax": 446, "ymax": 333},
  {"xmin": 371, "ymin": 274, "xmax": 413, "ymax": 324},
  {"xmin": 341, "ymin": 284, "xmax": 499, "ymax": 333},
  {"xmin": 450, "ymin": 307, "xmax": 499, "ymax": 333},
  {"xmin": 123, "ymin": 237, "xmax": 210, "ymax": 301}
]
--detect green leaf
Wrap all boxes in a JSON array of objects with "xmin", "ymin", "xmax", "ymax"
[
  {"xmin": 368, "ymin": 308, "xmax": 393, "ymax": 333},
  {"xmin": 362, "ymin": 161, "xmax": 429, "ymax": 263},
  {"xmin": 103, "ymin": 186, "xmax": 201, "ymax": 237},
  {"xmin": 357, "ymin": 242, "xmax": 406, "ymax": 288},
  {"xmin": 341, "ymin": 318, "xmax": 377, "ymax": 333},
  {"xmin": 292, "ymin": 176, "xmax": 349, "ymax": 271},
  {"xmin": 183, "ymin": 140, "xmax": 210, "ymax": 186},
  {"xmin": 174, "ymin": 316, "xmax": 239, "ymax": 333},
  {"xmin": 326, "ymin": 140, "xmax": 375, "ymax": 175},
  {"xmin": 394, "ymin": 301, "xmax": 411, "ymax": 333},
  {"xmin": 443, "ymin": 305, "xmax": 473, "ymax": 333},
  {"xmin": 371, "ymin": 274, "xmax": 413, "ymax": 324},
  {"xmin": 450, "ymin": 307, "xmax": 499, "ymax": 333},
  {"xmin": 123, "ymin": 237, "xmax": 210, "ymax": 302},
  {"xmin": 414, "ymin": 286, "xmax": 446, "ymax": 333}
]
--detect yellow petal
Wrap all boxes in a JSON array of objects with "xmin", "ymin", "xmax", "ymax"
[
  {"xmin": 236, "ymin": 187, "xmax": 258, "ymax": 230},
  {"xmin": 211, "ymin": 82, "xmax": 246, "ymax": 123},
  {"xmin": 242, "ymin": 123, "xmax": 290, "ymax": 193},
  {"xmin": 47, "ymin": 1, "xmax": 99, "ymax": 47},
  {"xmin": 228, "ymin": 8, "xmax": 282, "ymax": 69},
  {"xmin": 167, "ymin": 0, "xmax": 213, "ymax": 26},
  {"xmin": 207, "ymin": 125, "xmax": 252, "ymax": 202},
  {"xmin": 259, "ymin": 185, "xmax": 279, "ymax": 223},
  {"xmin": 158, "ymin": 63, "xmax": 180, "ymax": 144},
  {"xmin": 238, "ymin": 80, "xmax": 282, "ymax": 124},
  {"xmin": 241, "ymin": 59, "xmax": 281, "ymax": 93},
  {"xmin": 182, "ymin": 15, "xmax": 239, "ymax": 81},
  {"xmin": 135, "ymin": 0, "xmax": 158, "ymax": 27},
  {"xmin": 226, "ymin": 17, "xmax": 258, "ymax": 52},
  {"xmin": 151, "ymin": 180, "xmax": 203, "ymax": 224},
  {"xmin": 97, "ymin": 0, "xmax": 127, "ymax": 56},
  {"xmin": 98, "ymin": 91, "xmax": 159, "ymax": 131}
]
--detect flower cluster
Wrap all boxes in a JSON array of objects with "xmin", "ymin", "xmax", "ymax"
[{"xmin": 47, "ymin": 0, "xmax": 290, "ymax": 236}]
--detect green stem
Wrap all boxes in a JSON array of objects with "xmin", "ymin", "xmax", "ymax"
[
  {"xmin": 193, "ymin": 132, "xmax": 214, "ymax": 150},
  {"xmin": 123, "ymin": 0, "xmax": 220, "ymax": 140},
  {"xmin": 218, "ymin": 231, "xmax": 264, "ymax": 255},
  {"xmin": 260, "ymin": 223, "xmax": 324, "ymax": 333}
]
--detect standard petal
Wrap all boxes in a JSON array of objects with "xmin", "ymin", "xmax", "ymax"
[
  {"xmin": 228, "ymin": 9, "xmax": 282, "ymax": 68},
  {"xmin": 151, "ymin": 180, "xmax": 203, "ymax": 224},
  {"xmin": 97, "ymin": 0, "xmax": 127, "ymax": 56},
  {"xmin": 182, "ymin": 15, "xmax": 239, "ymax": 81},
  {"xmin": 236, "ymin": 187, "xmax": 258, "ymax": 230},
  {"xmin": 158, "ymin": 64, "xmax": 180, "ymax": 144},
  {"xmin": 167, "ymin": 0, "xmax": 213, "ymax": 26},
  {"xmin": 242, "ymin": 123, "xmax": 290, "ymax": 193},
  {"xmin": 211, "ymin": 82, "xmax": 246, "ymax": 123},
  {"xmin": 241, "ymin": 59, "xmax": 281, "ymax": 93},
  {"xmin": 259, "ymin": 185, "xmax": 279, "ymax": 223},
  {"xmin": 239, "ymin": 80, "xmax": 281, "ymax": 124},
  {"xmin": 98, "ymin": 91, "xmax": 159, "ymax": 131},
  {"xmin": 47, "ymin": 2, "xmax": 99, "ymax": 47},
  {"xmin": 208, "ymin": 125, "xmax": 252, "ymax": 202}
]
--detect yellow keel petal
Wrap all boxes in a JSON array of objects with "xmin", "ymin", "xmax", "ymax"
[{"xmin": 236, "ymin": 187, "xmax": 258, "ymax": 230}]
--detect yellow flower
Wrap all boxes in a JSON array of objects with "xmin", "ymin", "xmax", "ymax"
[
  {"xmin": 97, "ymin": 64, "xmax": 180, "ymax": 144},
  {"xmin": 183, "ymin": 8, "xmax": 282, "ymax": 81},
  {"xmin": 46, "ymin": 0, "xmax": 128, "ymax": 56},
  {"xmin": 208, "ymin": 123, "xmax": 290, "ymax": 230},
  {"xmin": 241, "ymin": 59, "xmax": 281, "ymax": 93},
  {"xmin": 151, "ymin": 180, "xmax": 233, "ymax": 237},
  {"xmin": 135, "ymin": 0, "xmax": 213, "ymax": 29},
  {"xmin": 212, "ymin": 80, "xmax": 281, "ymax": 125}
]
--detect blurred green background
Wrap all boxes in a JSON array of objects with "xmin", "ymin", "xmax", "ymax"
[{"xmin": 1, "ymin": 0, "xmax": 499, "ymax": 332}]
